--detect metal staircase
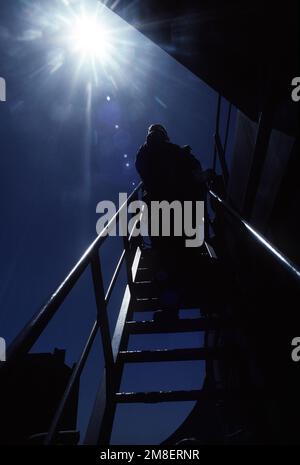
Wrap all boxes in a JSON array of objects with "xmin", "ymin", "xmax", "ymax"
[
  {"xmin": 84, "ymin": 240, "xmax": 231, "ymax": 444},
  {"xmin": 1, "ymin": 174, "xmax": 299, "ymax": 444}
]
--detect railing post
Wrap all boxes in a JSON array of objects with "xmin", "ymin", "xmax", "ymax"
[
  {"xmin": 123, "ymin": 235, "xmax": 134, "ymax": 289},
  {"xmin": 90, "ymin": 253, "xmax": 114, "ymax": 391},
  {"xmin": 122, "ymin": 190, "xmax": 140, "ymax": 289},
  {"xmin": 44, "ymin": 321, "xmax": 98, "ymax": 445}
]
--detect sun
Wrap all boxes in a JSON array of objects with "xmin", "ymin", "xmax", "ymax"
[{"xmin": 69, "ymin": 14, "xmax": 114, "ymax": 63}]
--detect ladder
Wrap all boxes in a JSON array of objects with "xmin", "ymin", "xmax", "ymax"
[{"xmin": 84, "ymin": 241, "xmax": 231, "ymax": 444}]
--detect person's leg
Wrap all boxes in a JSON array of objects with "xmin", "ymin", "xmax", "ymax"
[{"xmin": 152, "ymin": 240, "xmax": 184, "ymax": 324}]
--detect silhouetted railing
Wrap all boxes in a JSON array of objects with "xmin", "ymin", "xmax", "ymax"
[
  {"xmin": 4, "ymin": 181, "xmax": 143, "ymax": 443},
  {"xmin": 209, "ymin": 189, "xmax": 300, "ymax": 281},
  {"xmin": 210, "ymin": 93, "xmax": 300, "ymax": 281}
]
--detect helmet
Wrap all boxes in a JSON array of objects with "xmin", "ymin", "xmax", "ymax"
[{"xmin": 147, "ymin": 124, "xmax": 169, "ymax": 140}]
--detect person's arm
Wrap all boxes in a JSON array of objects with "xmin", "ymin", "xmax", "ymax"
[
  {"xmin": 194, "ymin": 168, "xmax": 216, "ymax": 184},
  {"xmin": 181, "ymin": 145, "xmax": 215, "ymax": 184},
  {"xmin": 181, "ymin": 145, "xmax": 202, "ymax": 169}
]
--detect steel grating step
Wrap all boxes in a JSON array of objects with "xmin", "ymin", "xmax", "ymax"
[
  {"xmin": 117, "ymin": 347, "xmax": 229, "ymax": 363},
  {"xmin": 115, "ymin": 387, "xmax": 262, "ymax": 403},
  {"xmin": 125, "ymin": 318, "xmax": 226, "ymax": 334},
  {"xmin": 135, "ymin": 268, "xmax": 154, "ymax": 282},
  {"xmin": 134, "ymin": 297, "xmax": 160, "ymax": 312},
  {"xmin": 131, "ymin": 281, "xmax": 159, "ymax": 299},
  {"xmin": 133, "ymin": 297, "xmax": 201, "ymax": 312},
  {"xmin": 115, "ymin": 389, "xmax": 212, "ymax": 403}
]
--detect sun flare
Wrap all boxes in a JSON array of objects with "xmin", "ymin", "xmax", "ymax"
[{"xmin": 69, "ymin": 14, "xmax": 114, "ymax": 63}]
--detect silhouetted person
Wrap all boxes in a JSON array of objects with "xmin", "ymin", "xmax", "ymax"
[
  {"xmin": 136, "ymin": 124, "xmax": 211, "ymax": 205},
  {"xmin": 135, "ymin": 124, "xmax": 214, "ymax": 323}
]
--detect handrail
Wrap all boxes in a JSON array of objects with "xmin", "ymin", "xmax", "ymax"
[
  {"xmin": 6, "ymin": 182, "xmax": 143, "ymax": 365},
  {"xmin": 210, "ymin": 94, "xmax": 299, "ymax": 280},
  {"xmin": 209, "ymin": 189, "xmax": 300, "ymax": 280}
]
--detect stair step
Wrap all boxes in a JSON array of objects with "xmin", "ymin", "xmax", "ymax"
[
  {"xmin": 115, "ymin": 389, "xmax": 215, "ymax": 403},
  {"xmin": 134, "ymin": 298, "xmax": 201, "ymax": 312},
  {"xmin": 135, "ymin": 268, "xmax": 154, "ymax": 282},
  {"xmin": 115, "ymin": 388, "xmax": 261, "ymax": 403},
  {"xmin": 138, "ymin": 251, "xmax": 160, "ymax": 269},
  {"xmin": 134, "ymin": 297, "xmax": 160, "ymax": 312},
  {"xmin": 117, "ymin": 347, "xmax": 228, "ymax": 363},
  {"xmin": 125, "ymin": 318, "xmax": 225, "ymax": 334},
  {"xmin": 132, "ymin": 281, "xmax": 158, "ymax": 299}
]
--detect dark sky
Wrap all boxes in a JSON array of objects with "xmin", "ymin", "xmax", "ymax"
[{"xmin": 0, "ymin": 0, "xmax": 236, "ymax": 444}]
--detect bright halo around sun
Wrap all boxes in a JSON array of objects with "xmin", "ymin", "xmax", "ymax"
[
  {"xmin": 68, "ymin": 14, "xmax": 115, "ymax": 64},
  {"xmin": 20, "ymin": 1, "xmax": 133, "ymax": 86}
]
